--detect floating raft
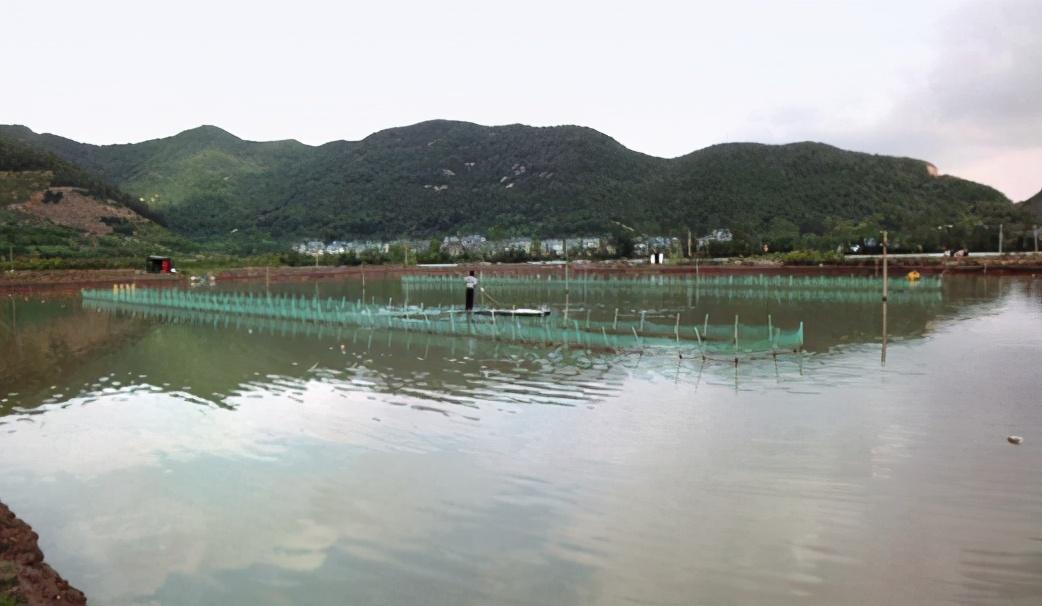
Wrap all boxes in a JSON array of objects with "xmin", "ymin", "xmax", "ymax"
[
  {"xmin": 82, "ymin": 287, "xmax": 803, "ymax": 356},
  {"xmin": 465, "ymin": 308, "xmax": 551, "ymax": 317}
]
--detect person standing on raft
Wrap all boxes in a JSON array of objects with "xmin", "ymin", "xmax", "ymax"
[{"xmin": 464, "ymin": 270, "xmax": 478, "ymax": 311}]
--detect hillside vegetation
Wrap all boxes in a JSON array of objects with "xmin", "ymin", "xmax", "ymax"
[
  {"xmin": 1, "ymin": 120, "xmax": 1032, "ymax": 252},
  {"xmin": 0, "ymin": 136, "xmax": 191, "ymax": 263},
  {"xmin": 1018, "ymin": 189, "xmax": 1042, "ymax": 222}
]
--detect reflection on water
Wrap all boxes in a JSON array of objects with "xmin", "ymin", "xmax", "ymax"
[{"xmin": 1, "ymin": 276, "xmax": 1040, "ymax": 605}]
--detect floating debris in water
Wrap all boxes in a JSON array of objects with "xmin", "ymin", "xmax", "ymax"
[{"xmin": 1007, "ymin": 435, "xmax": 1023, "ymax": 445}]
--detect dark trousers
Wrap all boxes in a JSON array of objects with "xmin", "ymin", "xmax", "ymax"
[{"xmin": 465, "ymin": 287, "xmax": 475, "ymax": 310}]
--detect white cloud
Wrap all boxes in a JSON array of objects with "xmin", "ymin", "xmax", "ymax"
[{"xmin": 737, "ymin": 0, "xmax": 1042, "ymax": 200}]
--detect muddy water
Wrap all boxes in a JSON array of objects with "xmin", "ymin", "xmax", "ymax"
[{"xmin": 0, "ymin": 276, "xmax": 1040, "ymax": 605}]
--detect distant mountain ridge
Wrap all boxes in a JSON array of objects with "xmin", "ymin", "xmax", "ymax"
[
  {"xmin": 0, "ymin": 120, "xmax": 1024, "ymax": 249},
  {"xmin": 1018, "ymin": 188, "xmax": 1042, "ymax": 222}
]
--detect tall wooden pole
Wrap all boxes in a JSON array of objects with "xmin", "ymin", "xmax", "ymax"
[
  {"xmin": 564, "ymin": 238, "xmax": 570, "ymax": 321},
  {"xmin": 881, "ymin": 298, "xmax": 888, "ymax": 366},
  {"xmin": 998, "ymin": 223, "xmax": 1004, "ymax": 254},
  {"xmin": 881, "ymin": 230, "xmax": 888, "ymax": 303}
]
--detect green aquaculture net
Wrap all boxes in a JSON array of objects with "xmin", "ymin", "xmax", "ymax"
[
  {"xmin": 403, "ymin": 273, "xmax": 942, "ymax": 303},
  {"xmin": 82, "ymin": 287, "xmax": 803, "ymax": 356}
]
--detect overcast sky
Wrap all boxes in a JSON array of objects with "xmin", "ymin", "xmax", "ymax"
[{"xmin": 4, "ymin": 0, "xmax": 1039, "ymax": 200}]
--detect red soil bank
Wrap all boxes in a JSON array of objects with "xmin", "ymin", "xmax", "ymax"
[{"xmin": 0, "ymin": 502, "xmax": 86, "ymax": 605}]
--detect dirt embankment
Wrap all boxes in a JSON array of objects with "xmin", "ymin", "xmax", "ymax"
[
  {"xmin": 2, "ymin": 254, "xmax": 1041, "ymax": 294},
  {"xmin": 214, "ymin": 256, "xmax": 1042, "ymax": 283},
  {"xmin": 0, "ymin": 269, "xmax": 182, "ymax": 295},
  {"xmin": 0, "ymin": 502, "xmax": 86, "ymax": 605}
]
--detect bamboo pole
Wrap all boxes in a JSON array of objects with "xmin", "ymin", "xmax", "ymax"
[
  {"xmin": 881, "ymin": 300, "xmax": 888, "ymax": 366},
  {"xmin": 882, "ymin": 230, "xmax": 888, "ymax": 303}
]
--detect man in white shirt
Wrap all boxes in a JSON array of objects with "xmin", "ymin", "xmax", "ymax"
[{"xmin": 464, "ymin": 270, "xmax": 478, "ymax": 311}]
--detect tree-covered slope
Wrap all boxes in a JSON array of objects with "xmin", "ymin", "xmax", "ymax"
[
  {"xmin": 0, "ymin": 134, "xmax": 166, "ymax": 223},
  {"xmin": 1, "ymin": 121, "xmax": 1024, "ymax": 247},
  {"xmin": 0, "ymin": 136, "xmax": 189, "ymax": 259},
  {"xmin": 1018, "ymin": 189, "xmax": 1042, "ymax": 222}
]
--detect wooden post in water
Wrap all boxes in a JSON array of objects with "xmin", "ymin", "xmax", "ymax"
[
  {"xmin": 881, "ymin": 230, "xmax": 888, "ymax": 303},
  {"xmin": 693, "ymin": 326, "xmax": 704, "ymax": 357},
  {"xmin": 1035, "ymin": 225, "xmax": 1039, "ymax": 253},
  {"xmin": 613, "ymin": 308, "xmax": 619, "ymax": 330},
  {"xmin": 674, "ymin": 312, "xmax": 681, "ymax": 344},
  {"xmin": 998, "ymin": 223, "xmax": 1004, "ymax": 254},
  {"xmin": 881, "ymin": 299, "xmax": 888, "ymax": 366}
]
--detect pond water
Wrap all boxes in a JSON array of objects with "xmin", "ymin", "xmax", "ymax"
[{"xmin": 1, "ymin": 275, "xmax": 1040, "ymax": 605}]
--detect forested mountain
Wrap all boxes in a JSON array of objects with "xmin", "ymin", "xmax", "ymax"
[
  {"xmin": 0, "ymin": 136, "xmax": 187, "ymax": 260},
  {"xmin": 0, "ymin": 134, "xmax": 166, "ymax": 223},
  {"xmin": 0, "ymin": 120, "xmax": 1027, "ymax": 251},
  {"xmin": 1018, "ymin": 189, "xmax": 1042, "ymax": 222}
]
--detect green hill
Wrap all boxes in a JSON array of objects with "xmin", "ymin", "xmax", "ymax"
[
  {"xmin": 0, "ymin": 136, "xmax": 190, "ymax": 263},
  {"xmin": 1, "ymin": 120, "xmax": 1028, "ymax": 252},
  {"xmin": 1018, "ymin": 189, "xmax": 1042, "ymax": 222}
]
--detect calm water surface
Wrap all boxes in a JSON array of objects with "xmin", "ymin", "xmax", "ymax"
[{"xmin": 0, "ymin": 275, "xmax": 1040, "ymax": 605}]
